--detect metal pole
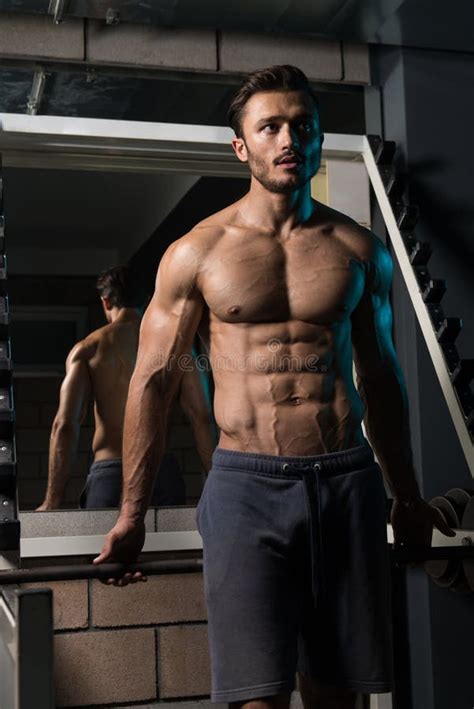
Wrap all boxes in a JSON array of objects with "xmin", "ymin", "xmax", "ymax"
[{"xmin": 0, "ymin": 558, "xmax": 203, "ymax": 585}]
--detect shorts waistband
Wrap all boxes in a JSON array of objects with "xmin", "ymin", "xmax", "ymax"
[
  {"xmin": 90, "ymin": 458, "xmax": 122, "ymax": 474},
  {"xmin": 212, "ymin": 442, "xmax": 375, "ymax": 478}
]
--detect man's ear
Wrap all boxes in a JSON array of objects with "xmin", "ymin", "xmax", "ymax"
[
  {"xmin": 231, "ymin": 136, "xmax": 249, "ymax": 163},
  {"xmin": 101, "ymin": 295, "xmax": 112, "ymax": 311}
]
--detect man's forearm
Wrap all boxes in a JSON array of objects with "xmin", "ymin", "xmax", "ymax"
[
  {"xmin": 44, "ymin": 424, "xmax": 79, "ymax": 507},
  {"xmin": 120, "ymin": 376, "xmax": 169, "ymax": 522},
  {"xmin": 356, "ymin": 364, "xmax": 422, "ymax": 501}
]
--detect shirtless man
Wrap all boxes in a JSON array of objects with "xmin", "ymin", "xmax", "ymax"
[
  {"xmin": 37, "ymin": 265, "xmax": 214, "ymax": 511},
  {"xmin": 94, "ymin": 66, "xmax": 455, "ymax": 708}
]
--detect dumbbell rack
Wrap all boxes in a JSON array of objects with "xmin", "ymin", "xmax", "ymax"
[
  {"xmin": 364, "ymin": 136, "xmax": 474, "ymax": 472},
  {"xmin": 0, "ymin": 155, "xmax": 19, "ymax": 568}
]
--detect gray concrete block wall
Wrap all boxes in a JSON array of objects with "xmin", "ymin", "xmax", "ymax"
[
  {"xmin": 20, "ymin": 564, "xmax": 209, "ymax": 706},
  {"xmin": 0, "ymin": 11, "xmax": 84, "ymax": 60},
  {"xmin": 219, "ymin": 32, "xmax": 343, "ymax": 81},
  {"xmin": 86, "ymin": 22, "xmax": 218, "ymax": 71},
  {"xmin": 0, "ymin": 12, "xmax": 370, "ymax": 86}
]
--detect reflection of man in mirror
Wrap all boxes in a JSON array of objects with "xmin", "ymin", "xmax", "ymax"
[
  {"xmin": 37, "ymin": 265, "xmax": 215, "ymax": 511},
  {"xmin": 95, "ymin": 66, "xmax": 455, "ymax": 708}
]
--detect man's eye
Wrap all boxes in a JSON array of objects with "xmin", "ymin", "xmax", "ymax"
[
  {"xmin": 299, "ymin": 122, "xmax": 312, "ymax": 132},
  {"xmin": 263, "ymin": 124, "xmax": 277, "ymax": 132}
]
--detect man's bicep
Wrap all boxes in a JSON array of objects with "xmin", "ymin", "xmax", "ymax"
[
  {"xmin": 56, "ymin": 348, "xmax": 91, "ymax": 424},
  {"xmin": 135, "ymin": 239, "xmax": 204, "ymax": 382},
  {"xmin": 351, "ymin": 238, "xmax": 398, "ymax": 379}
]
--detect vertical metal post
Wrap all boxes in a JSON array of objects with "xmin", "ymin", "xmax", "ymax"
[
  {"xmin": 0, "ymin": 155, "xmax": 20, "ymax": 569},
  {"xmin": 0, "ymin": 587, "xmax": 54, "ymax": 709},
  {"xmin": 390, "ymin": 563, "xmax": 412, "ymax": 709}
]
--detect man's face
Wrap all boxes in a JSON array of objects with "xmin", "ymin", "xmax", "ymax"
[{"xmin": 232, "ymin": 89, "xmax": 324, "ymax": 194}]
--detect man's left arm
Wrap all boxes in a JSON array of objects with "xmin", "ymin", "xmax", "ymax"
[
  {"xmin": 351, "ymin": 232, "xmax": 455, "ymax": 546},
  {"xmin": 37, "ymin": 342, "xmax": 91, "ymax": 510}
]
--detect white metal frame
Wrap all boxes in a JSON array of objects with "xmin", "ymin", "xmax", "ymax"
[{"xmin": 16, "ymin": 524, "xmax": 473, "ymax": 559}]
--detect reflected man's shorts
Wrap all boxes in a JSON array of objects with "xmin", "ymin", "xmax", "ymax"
[
  {"xmin": 79, "ymin": 452, "xmax": 185, "ymax": 509},
  {"xmin": 196, "ymin": 442, "xmax": 394, "ymax": 703}
]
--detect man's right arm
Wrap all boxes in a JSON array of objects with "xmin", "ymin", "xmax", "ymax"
[{"xmin": 94, "ymin": 235, "xmax": 205, "ymax": 573}]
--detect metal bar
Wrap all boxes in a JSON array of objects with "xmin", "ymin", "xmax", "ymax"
[
  {"xmin": 390, "ymin": 564, "xmax": 412, "ymax": 709},
  {"xmin": 1, "ymin": 545, "xmax": 472, "ymax": 586},
  {"xmin": 16, "ymin": 589, "xmax": 54, "ymax": 709},
  {"xmin": 47, "ymin": 0, "xmax": 69, "ymax": 25},
  {"xmin": 362, "ymin": 135, "xmax": 474, "ymax": 476},
  {"xmin": 0, "ymin": 115, "xmax": 361, "ymax": 182},
  {"xmin": 0, "ymin": 588, "xmax": 54, "ymax": 709},
  {"xmin": 0, "ymin": 594, "xmax": 16, "ymax": 709},
  {"xmin": 26, "ymin": 71, "xmax": 47, "ymax": 116},
  {"xmin": 0, "ymin": 558, "xmax": 202, "ymax": 585},
  {"xmin": 391, "ymin": 544, "xmax": 474, "ymax": 563}
]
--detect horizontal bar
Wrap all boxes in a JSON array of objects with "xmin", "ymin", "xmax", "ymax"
[
  {"xmin": 391, "ymin": 544, "xmax": 474, "ymax": 563},
  {"xmin": 0, "ymin": 558, "xmax": 202, "ymax": 585},
  {"xmin": 1, "ymin": 545, "xmax": 472, "ymax": 586},
  {"xmin": 0, "ymin": 114, "xmax": 365, "ymax": 154},
  {"xmin": 0, "ymin": 115, "xmax": 365, "ymax": 175}
]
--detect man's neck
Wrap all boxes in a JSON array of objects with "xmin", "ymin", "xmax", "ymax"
[
  {"xmin": 239, "ymin": 178, "xmax": 316, "ymax": 236},
  {"xmin": 109, "ymin": 307, "xmax": 140, "ymax": 324}
]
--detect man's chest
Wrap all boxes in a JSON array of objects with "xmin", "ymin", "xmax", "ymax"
[{"xmin": 200, "ymin": 235, "xmax": 366, "ymax": 325}]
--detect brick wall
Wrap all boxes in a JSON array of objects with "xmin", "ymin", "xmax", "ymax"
[{"xmin": 22, "ymin": 573, "xmax": 212, "ymax": 707}]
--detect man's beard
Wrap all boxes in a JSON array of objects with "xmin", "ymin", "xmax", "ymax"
[{"xmin": 246, "ymin": 149, "xmax": 310, "ymax": 194}]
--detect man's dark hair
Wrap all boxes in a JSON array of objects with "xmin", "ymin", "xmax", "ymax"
[
  {"xmin": 96, "ymin": 265, "xmax": 145, "ymax": 309},
  {"xmin": 227, "ymin": 64, "xmax": 320, "ymax": 139}
]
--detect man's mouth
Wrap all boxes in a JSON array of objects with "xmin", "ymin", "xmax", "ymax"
[{"xmin": 276, "ymin": 156, "xmax": 302, "ymax": 169}]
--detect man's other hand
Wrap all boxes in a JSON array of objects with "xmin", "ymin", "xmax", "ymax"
[
  {"xmin": 36, "ymin": 501, "xmax": 55, "ymax": 511},
  {"xmin": 93, "ymin": 516, "xmax": 147, "ymax": 586},
  {"xmin": 391, "ymin": 496, "xmax": 457, "ymax": 556}
]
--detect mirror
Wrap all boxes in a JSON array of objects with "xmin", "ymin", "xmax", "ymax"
[
  {"xmin": 5, "ymin": 165, "xmax": 251, "ymax": 511},
  {"xmin": 6, "ymin": 156, "xmax": 371, "ymax": 515}
]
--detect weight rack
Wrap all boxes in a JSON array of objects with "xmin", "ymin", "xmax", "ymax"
[{"xmin": 0, "ymin": 156, "xmax": 19, "ymax": 564}]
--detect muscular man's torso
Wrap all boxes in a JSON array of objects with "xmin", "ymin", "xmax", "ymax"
[{"xmin": 194, "ymin": 199, "xmax": 375, "ymax": 456}]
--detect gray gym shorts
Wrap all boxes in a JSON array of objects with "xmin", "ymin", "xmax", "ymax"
[{"xmin": 196, "ymin": 442, "xmax": 394, "ymax": 702}]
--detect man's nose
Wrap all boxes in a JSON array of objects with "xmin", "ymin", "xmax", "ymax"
[{"xmin": 279, "ymin": 124, "xmax": 300, "ymax": 151}]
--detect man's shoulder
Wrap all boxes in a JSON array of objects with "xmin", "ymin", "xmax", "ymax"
[
  {"xmin": 177, "ymin": 207, "xmax": 233, "ymax": 250},
  {"xmin": 68, "ymin": 330, "xmax": 102, "ymax": 364},
  {"xmin": 162, "ymin": 206, "xmax": 235, "ymax": 277},
  {"xmin": 323, "ymin": 205, "xmax": 388, "ymax": 264}
]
